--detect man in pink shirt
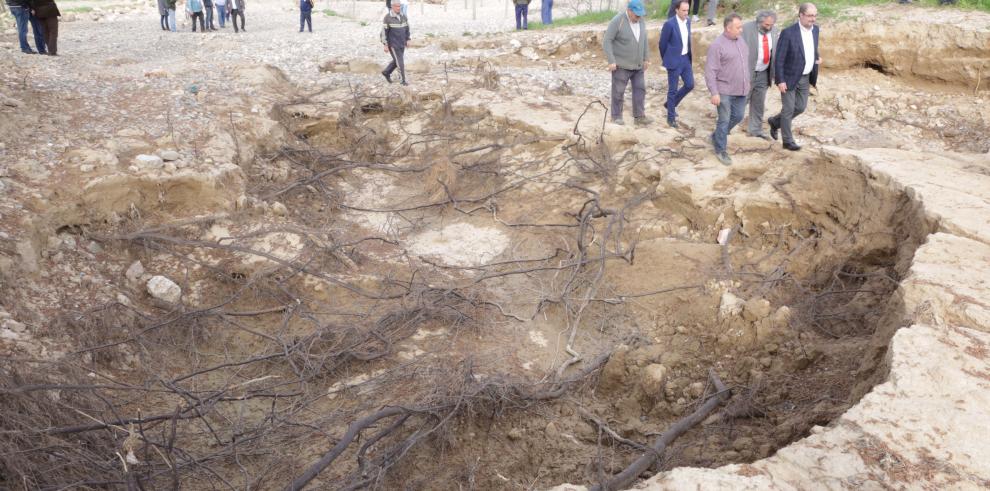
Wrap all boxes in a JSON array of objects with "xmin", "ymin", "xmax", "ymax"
[{"xmin": 704, "ymin": 13, "xmax": 749, "ymax": 166}]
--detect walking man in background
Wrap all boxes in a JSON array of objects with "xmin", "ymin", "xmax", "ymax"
[
  {"xmin": 381, "ymin": 1, "xmax": 410, "ymax": 85},
  {"xmin": 514, "ymin": 0, "xmax": 530, "ymax": 30},
  {"xmin": 204, "ymin": 0, "xmax": 217, "ymax": 30},
  {"xmin": 742, "ymin": 9, "xmax": 778, "ymax": 139},
  {"xmin": 704, "ymin": 13, "xmax": 750, "ymax": 166},
  {"xmin": 166, "ymin": 0, "xmax": 177, "ymax": 31},
  {"xmin": 659, "ymin": 0, "xmax": 693, "ymax": 128},
  {"xmin": 215, "ymin": 0, "xmax": 227, "ymax": 27},
  {"xmin": 186, "ymin": 0, "xmax": 206, "ymax": 32},
  {"xmin": 157, "ymin": 0, "xmax": 169, "ymax": 30},
  {"xmin": 541, "ymin": 0, "xmax": 552, "ymax": 25},
  {"xmin": 768, "ymin": 2, "xmax": 820, "ymax": 151},
  {"xmin": 603, "ymin": 0, "xmax": 652, "ymax": 126}
]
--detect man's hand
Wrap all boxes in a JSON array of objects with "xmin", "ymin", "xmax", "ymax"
[
  {"xmin": 778, "ymin": 82, "xmax": 787, "ymax": 93},
  {"xmin": 710, "ymin": 94, "xmax": 720, "ymax": 106},
  {"xmin": 383, "ymin": 44, "xmax": 389, "ymax": 53},
  {"xmin": 643, "ymin": 60, "xmax": 649, "ymax": 70},
  {"xmin": 608, "ymin": 63, "xmax": 617, "ymax": 72},
  {"xmin": 816, "ymin": 57, "xmax": 822, "ymax": 65}
]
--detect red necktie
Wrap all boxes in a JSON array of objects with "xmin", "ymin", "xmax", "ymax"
[{"xmin": 762, "ymin": 33, "xmax": 770, "ymax": 64}]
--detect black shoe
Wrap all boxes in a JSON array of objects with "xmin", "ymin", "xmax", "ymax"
[
  {"xmin": 769, "ymin": 118, "xmax": 779, "ymax": 140},
  {"xmin": 667, "ymin": 118, "xmax": 678, "ymax": 128},
  {"xmin": 783, "ymin": 142, "xmax": 802, "ymax": 151},
  {"xmin": 382, "ymin": 71, "xmax": 392, "ymax": 83},
  {"xmin": 706, "ymin": 19, "xmax": 715, "ymax": 26},
  {"xmin": 400, "ymin": 81, "xmax": 409, "ymax": 86}
]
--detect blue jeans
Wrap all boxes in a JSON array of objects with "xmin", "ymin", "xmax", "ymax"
[
  {"xmin": 665, "ymin": 60, "xmax": 694, "ymax": 121},
  {"xmin": 712, "ymin": 94, "xmax": 746, "ymax": 154},
  {"xmin": 540, "ymin": 0, "xmax": 552, "ymax": 24},
  {"xmin": 216, "ymin": 6, "xmax": 228, "ymax": 26},
  {"xmin": 168, "ymin": 9, "xmax": 177, "ymax": 31},
  {"xmin": 300, "ymin": 11, "xmax": 312, "ymax": 31},
  {"xmin": 514, "ymin": 4, "xmax": 528, "ymax": 30},
  {"xmin": 11, "ymin": 6, "xmax": 46, "ymax": 53}
]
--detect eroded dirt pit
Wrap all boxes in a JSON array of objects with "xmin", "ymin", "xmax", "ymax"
[{"xmin": 1, "ymin": 4, "xmax": 988, "ymax": 491}]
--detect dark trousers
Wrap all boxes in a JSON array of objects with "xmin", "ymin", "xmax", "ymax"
[
  {"xmin": 610, "ymin": 67, "xmax": 645, "ymax": 121},
  {"xmin": 230, "ymin": 9, "xmax": 244, "ymax": 31},
  {"xmin": 665, "ymin": 60, "xmax": 694, "ymax": 121},
  {"xmin": 39, "ymin": 16, "xmax": 57, "ymax": 55},
  {"xmin": 769, "ymin": 74, "xmax": 810, "ymax": 145},
  {"xmin": 205, "ymin": 5, "xmax": 215, "ymax": 28},
  {"xmin": 300, "ymin": 11, "xmax": 312, "ymax": 31},
  {"xmin": 190, "ymin": 11, "xmax": 205, "ymax": 31},
  {"xmin": 160, "ymin": 13, "xmax": 169, "ymax": 29},
  {"xmin": 514, "ymin": 4, "xmax": 528, "ymax": 30},
  {"xmin": 384, "ymin": 45, "xmax": 406, "ymax": 83}
]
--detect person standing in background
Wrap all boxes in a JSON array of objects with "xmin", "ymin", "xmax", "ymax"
[
  {"xmin": 227, "ymin": 0, "xmax": 245, "ymax": 32},
  {"xmin": 186, "ymin": 0, "xmax": 206, "ymax": 32},
  {"xmin": 541, "ymin": 0, "xmax": 552, "ymax": 25},
  {"xmin": 300, "ymin": 0, "xmax": 313, "ymax": 32},
  {"xmin": 214, "ymin": 0, "xmax": 226, "ymax": 27},
  {"xmin": 513, "ymin": 0, "xmax": 530, "ymax": 30},
  {"xmin": 602, "ymin": 0, "xmax": 652, "ymax": 126},
  {"xmin": 28, "ymin": 0, "xmax": 59, "ymax": 55},
  {"xmin": 380, "ymin": 1, "xmax": 410, "ymax": 85},
  {"xmin": 768, "ymin": 2, "xmax": 821, "ymax": 151},
  {"xmin": 204, "ymin": 0, "xmax": 217, "ymax": 30},
  {"xmin": 6, "ymin": 0, "xmax": 46, "ymax": 53},
  {"xmin": 166, "ymin": 0, "xmax": 177, "ymax": 31},
  {"xmin": 157, "ymin": 0, "xmax": 169, "ymax": 30}
]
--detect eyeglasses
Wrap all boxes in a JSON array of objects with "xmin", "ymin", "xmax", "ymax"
[{"xmin": 800, "ymin": 13, "xmax": 817, "ymax": 17}]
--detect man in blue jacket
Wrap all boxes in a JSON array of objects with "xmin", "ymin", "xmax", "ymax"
[
  {"xmin": 768, "ymin": 2, "xmax": 820, "ymax": 151},
  {"xmin": 659, "ymin": 0, "xmax": 693, "ymax": 128}
]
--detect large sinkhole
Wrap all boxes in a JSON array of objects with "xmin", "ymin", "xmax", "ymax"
[{"xmin": 1, "ymin": 92, "xmax": 936, "ymax": 490}]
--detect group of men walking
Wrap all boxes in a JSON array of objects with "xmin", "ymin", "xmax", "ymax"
[
  {"xmin": 606, "ymin": 0, "xmax": 821, "ymax": 166},
  {"xmin": 7, "ymin": 0, "xmax": 60, "ymax": 55},
  {"xmin": 156, "ymin": 0, "xmax": 246, "ymax": 33}
]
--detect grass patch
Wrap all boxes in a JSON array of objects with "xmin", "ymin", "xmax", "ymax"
[
  {"xmin": 64, "ymin": 6, "xmax": 94, "ymax": 12},
  {"xmin": 528, "ymin": 9, "xmax": 617, "ymax": 29},
  {"xmin": 322, "ymin": 8, "xmax": 337, "ymax": 16}
]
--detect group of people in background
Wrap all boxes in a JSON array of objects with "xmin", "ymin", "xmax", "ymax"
[
  {"xmin": 6, "ymin": 0, "xmax": 61, "ymax": 55},
  {"xmin": 606, "ymin": 0, "xmax": 821, "ymax": 166},
  {"xmin": 156, "ymin": 0, "xmax": 245, "ymax": 33}
]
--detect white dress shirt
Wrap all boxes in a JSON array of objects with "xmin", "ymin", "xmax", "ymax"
[
  {"xmin": 631, "ymin": 19, "xmax": 641, "ymax": 42},
  {"xmin": 800, "ymin": 24, "xmax": 814, "ymax": 75},
  {"xmin": 677, "ymin": 16, "xmax": 689, "ymax": 55},
  {"xmin": 754, "ymin": 31, "xmax": 772, "ymax": 72}
]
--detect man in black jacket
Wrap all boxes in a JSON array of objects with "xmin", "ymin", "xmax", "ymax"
[
  {"xmin": 380, "ymin": 2, "xmax": 410, "ymax": 85},
  {"xmin": 6, "ymin": 0, "xmax": 46, "ymax": 54},
  {"xmin": 28, "ymin": 0, "xmax": 59, "ymax": 55}
]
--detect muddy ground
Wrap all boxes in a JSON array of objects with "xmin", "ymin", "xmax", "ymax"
[{"xmin": 1, "ymin": 2, "xmax": 988, "ymax": 490}]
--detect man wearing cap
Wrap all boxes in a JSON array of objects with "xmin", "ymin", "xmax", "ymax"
[
  {"xmin": 603, "ymin": 0, "xmax": 652, "ymax": 126},
  {"xmin": 705, "ymin": 13, "xmax": 750, "ymax": 166},
  {"xmin": 659, "ymin": 0, "xmax": 693, "ymax": 128}
]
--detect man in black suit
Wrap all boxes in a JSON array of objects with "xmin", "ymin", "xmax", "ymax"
[
  {"xmin": 768, "ymin": 2, "xmax": 820, "ymax": 151},
  {"xmin": 659, "ymin": 0, "xmax": 694, "ymax": 128}
]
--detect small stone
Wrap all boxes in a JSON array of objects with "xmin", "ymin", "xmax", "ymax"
[
  {"xmin": 678, "ymin": 225, "xmax": 689, "ymax": 236},
  {"xmin": 507, "ymin": 428, "xmax": 524, "ymax": 441},
  {"xmin": 80, "ymin": 164, "xmax": 95, "ymax": 173},
  {"xmin": 5, "ymin": 320, "xmax": 26, "ymax": 333},
  {"xmin": 125, "ymin": 261, "xmax": 145, "ymax": 283},
  {"xmin": 164, "ymin": 162, "xmax": 177, "ymax": 173},
  {"xmin": 270, "ymin": 201, "xmax": 288, "ymax": 216},
  {"xmin": 687, "ymin": 381, "xmax": 705, "ymax": 398},
  {"xmin": 134, "ymin": 154, "xmax": 163, "ymax": 169},
  {"xmin": 147, "ymin": 275, "xmax": 181, "ymax": 303},
  {"xmin": 732, "ymin": 437, "xmax": 754, "ymax": 452},
  {"xmin": 159, "ymin": 150, "xmax": 181, "ymax": 161},
  {"xmin": 641, "ymin": 364, "xmax": 669, "ymax": 395},
  {"xmin": 544, "ymin": 421, "xmax": 560, "ymax": 438},
  {"xmin": 86, "ymin": 241, "xmax": 103, "ymax": 254}
]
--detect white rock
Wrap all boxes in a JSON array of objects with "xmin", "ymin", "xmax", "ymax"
[
  {"xmin": 509, "ymin": 39, "xmax": 522, "ymax": 49},
  {"xmin": 80, "ymin": 164, "xmax": 95, "ymax": 173},
  {"xmin": 134, "ymin": 154, "xmax": 163, "ymax": 169},
  {"xmin": 742, "ymin": 297, "xmax": 772, "ymax": 322},
  {"xmin": 270, "ymin": 201, "xmax": 288, "ymax": 216},
  {"xmin": 159, "ymin": 150, "xmax": 181, "ymax": 161},
  {"xmin": 125, "ymin": 261, "xmax": 144, "ymax": 283},
  {"xmin": 641, "ymin": 364, "xmax": 669, "ymax": 395},
  {"xmin": 164, "ymin": 162, "xmax": 177, "ymax": 173},
  {"xmin": 146, "ymin": 275, "xmax": 181, "ymax": 303},
  {"xmin": 719, "ymin": 292, "xmax": 744, "ymax": 319}
]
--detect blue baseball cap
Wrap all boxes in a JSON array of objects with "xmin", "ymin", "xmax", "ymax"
[{"xmin": 627, "ymin": 0, "xmax": 645, "ymax": 16}]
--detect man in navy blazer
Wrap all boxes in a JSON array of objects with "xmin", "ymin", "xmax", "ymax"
[
  {"xmin": 659, "ymin": 0, "xmax": 694, "ymax": 128},
  {"xmin": 768, "ymin": 2, "xmax": 821, "ymax": 151}
]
